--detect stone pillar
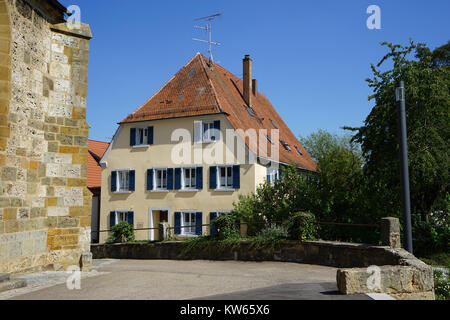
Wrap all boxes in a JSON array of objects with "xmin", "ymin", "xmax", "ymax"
[
  {"xmin": 381, "ymin": 217, "xmax": 401, "ymax": 248},
  {"xmin": 158, "ymin": 222, "xmax": 170, "ymax": 241}
]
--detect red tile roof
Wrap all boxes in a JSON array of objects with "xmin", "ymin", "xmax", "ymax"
[
  {"xmin": 121, "ymin": 54, "xmax": 317, "ymax": 171},
  {"xmin": 87, "ymin": 139, "xmax": 110, "ymax": 188}
]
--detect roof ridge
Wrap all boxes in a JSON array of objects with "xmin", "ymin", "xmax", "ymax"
[{"xmin": 198, "ymin": 55, "xmax": 224, "ymax": 114}]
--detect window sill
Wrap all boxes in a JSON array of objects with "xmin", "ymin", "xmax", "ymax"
[
  {"xmin": 151, "ymin": 190, "xmax": 169, "ymax": 193},
  {"xmin": 214, "ymin": 188, "xmax": 235, "ymax": 192},
  {"xmin": 180, "ymin": 234, "xmax": 199, "ymax": 238},
  {"xmin": 179, "ymin": 189, "xmax": 199, "ymax": 193},
  {"xmin": 113, "ymin": 191, "xmax": 133, "ymax": 194},
  {"xmin": 132, "ymin": 145, "xmax": 149, "ymax": 149}
]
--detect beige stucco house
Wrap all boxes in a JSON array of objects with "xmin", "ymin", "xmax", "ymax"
[{"xmin": 99, "ymin": 54, "xmax": 316, "ymax": 243}]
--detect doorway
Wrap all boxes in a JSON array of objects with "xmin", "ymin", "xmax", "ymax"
[{"xmin": 148, "ymin": 207, "xmax": 171, "ymax": 241}]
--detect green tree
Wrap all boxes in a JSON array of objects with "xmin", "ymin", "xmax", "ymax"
[
  {"xmin": 300, "ymin": 130, "xmax": 375, "ymax": 242},
  {"xmin": 349, "ymin": 41, "xmax": 449, "ymax": 223}
]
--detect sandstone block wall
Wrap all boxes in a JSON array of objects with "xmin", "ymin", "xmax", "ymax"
[{"xmin": 0, "ymin": 0, "xmax": 92, "ymax": 274}]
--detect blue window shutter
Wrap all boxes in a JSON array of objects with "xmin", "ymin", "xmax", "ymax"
[
  {"xmin": 236, "ymin": 219, "xmax": 241, "ymax": 233},
  {"xmin": 109, "ymin": 211, "xmax": 116, "ymax": 228},
  {"xmin": 130, "ymin": 128, "xmax": 136, "ymax": 146},
  {"xmin": 147, "ymin": 126, "xmax": 154, "ymax": 145},
  {"xmin": 167, "ymin": 168, "xmax": 174, "ymax": 190},
  {"xmin": 267, "ymin": 174, "xmax": 270, "ymax": 182},
  {"xmin": 129, "ymin": 170, "xmax": 135, "ymax": 191},
  {"xmin": 196, "ymin": 167, "xmax": 203, "ymax": 190},
  {"xmin": 213, "ymin": 120, "xmax": 220, "ymax": 141},
  {"xmin": 209, "ymin": 166, "xmax": 217, "ymax": 189},
  {"xmin": 210, "ymin": 212, "xmax": 218, "ymax": 235},
  {"xmin": 127, "ymin": 212, "xmax": 134, "ymax": 226},
  {"xmin": 233, "ymin": 165, "xmax": 240, "ymax": 189},
  {"xmin": 147, "ymin": 169, "xmax": 153, "ymax": 190},
  {"xmin": 278, "ymin": 168, "xmax": 283, "ymax": 181},
  {"xmin": 174, "ymin": 168, "xmax": 181, "ymax": 190},
  {"xmin": 111, "ymin": 171, "xmax": 117, "ymax": 192},
  {"xmin": 195, "ymin": 212, "xmax": 203, "ymax": 235},
  {"xmin": 174, "ymin": 212, "xmax": 181, "ymax": 235}
]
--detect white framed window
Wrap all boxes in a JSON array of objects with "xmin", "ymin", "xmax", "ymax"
[
  {"xmin": 202, "ymin": 120, "xmax": 216, "ymax": 142},
  {"xmin": 218, "ymin": 165, "xmax": 233, "ymax": 189},
  {"xmin": 181, "ymin": 211, "xmax": 196, "ymax": 236},
  {"xmin": 135, "ymin": 127, "xmax": 148, "ymax": 146},
  {"xmin": 155, "ymin": 168, "xmax": 167, "ymax": 190},
  {"xmin": 194, "ymin": 120, "xmax": 219, "ymax": 143},
  {"xmin": 266, "ymin": 167, "xmax": 279, "ymax": 186},
  {"xmin": 116, "ymin": 211, "xmax": 130, "ymax": 224},
  {"xmin": 117, "ymin": 170, "xmax": 130, "ymax": 192},
  {"xmin": 183, "ymin": 167, "xmax": 196, "ymax": 189}
]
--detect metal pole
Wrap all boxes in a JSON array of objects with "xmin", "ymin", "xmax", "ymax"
[{"xmin": 396, "ymin": 81, "xmax": 413, "ymax": 253}]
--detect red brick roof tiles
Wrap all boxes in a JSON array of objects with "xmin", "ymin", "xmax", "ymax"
[
  {"xmin": 121, "ymin": 53, "xmax": 316, "ymax": 171},
  {"xmin": 87, "ymin": 139, "xmax": 110, "ymax": 188}
]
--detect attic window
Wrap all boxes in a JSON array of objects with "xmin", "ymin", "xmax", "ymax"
[
  {"xmin": 178, "ymin": 93, "xmax": 184, "ymax": 100},
  {"xmin": 270, "ymin": 119, "xmax": 278, "ymax": 129},
  {"xmin": 188, "ymin": 69, "xmax": 196, "ymax": 77},
  {"xmin": 265, "ymin": 134, "xmax": 274, "ymax": 145},
  {"xmin": 244, "ymin": 105, "xmax": 256, "ymax": 119},
  {"xmin": 295, "ymin": 146, "xmax": 303, "ymax": 156},
  {"xmin": 280, "ymin": 140, "xmax": 291, "ymax": 152}
]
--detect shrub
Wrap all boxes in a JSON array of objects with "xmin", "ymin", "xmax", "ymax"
[
  {"xmin": 283, "ymin": 211, "xmax": 318, "ymax": 241},
  {"xmin": 434, "ymin": 269, "xmax": 450, "ymax": 300},
  {"xmin": 412, "ymin": 213, "xmax": 450, "ymax": 257},
  {"xmin": 106, "ymin": 221, "xmax": 135, "ymax": 244},
  {"xmin": 212, "ymin": 213, "xmax": 241, "ymax": 240},
  {"xmin": 251, "ymin": 225, "xmax": 289, "ymax": 249}
]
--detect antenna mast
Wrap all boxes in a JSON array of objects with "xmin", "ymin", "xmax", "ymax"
[{"xmin": 193, "ymin": 13, "xmax": 222, "ymax": 64}]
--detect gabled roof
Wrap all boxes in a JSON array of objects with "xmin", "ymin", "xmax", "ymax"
[
  {"xmin": 121, "ymin": 53, "xmax": 316, "ymax": 171},
  {"xmin": 87, "ymin": 139, "xmax": 110, "ymax": 188}
]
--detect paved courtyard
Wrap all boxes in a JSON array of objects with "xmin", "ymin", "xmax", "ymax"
[{"xmin": 1, "ymin": 259, "xmax": 376, "ymax": 300}]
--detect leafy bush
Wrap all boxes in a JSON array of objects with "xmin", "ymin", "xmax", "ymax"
[
  {"xmin": 412, "ymin": 213, "xmax": 450, "ymax": 257},
  {"xmin": 434, "ymin": 269, "xmax": 450, "ymax": 300},
  {"xmin": 106, "ymin": 221, "xmax": 135, "ymax": 244},
  {"xmin": 212, "ymin": 213, "xmax": 241, "ymax": 240},
  {"xmin": 283, "ymin": 211, "xmax": 318, "ymax": 241},
  {"xmin": 251, "ymin": 225, "xmax": 289, "ymax": 249}
]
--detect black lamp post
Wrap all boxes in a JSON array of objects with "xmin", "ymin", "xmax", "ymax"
[{"xmin": 396, "ymin": 81, "xmax": 413, "ymax": 254}]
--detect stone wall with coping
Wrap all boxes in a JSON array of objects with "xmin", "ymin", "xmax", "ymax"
[
  {"xmin": 91, "ymin": 218, "xmax": 435, "ymax": 300},
  {"xmin": 0, "ymin": 0, "xmax": 92, "ymax": 274}
]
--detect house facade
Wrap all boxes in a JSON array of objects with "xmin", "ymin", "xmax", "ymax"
[{"xmin": 99, "ymin": 54, "xmax": 316, "ymax": 243}]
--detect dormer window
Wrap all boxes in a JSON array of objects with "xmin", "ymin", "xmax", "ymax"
[
  {"xmin": 270, "ymin": 119, "xmax": 278, "ymax": 129},
  {"xmin": 265, "ymin": 134, "xmax": 274, "ymax": 145},
  {"xmin": 280, "ymin": 140, "xmax": 291, "ymax": 152},
  {"xmin": 295, "ymin": 146, "xmax": 304, "ymax": 156}
]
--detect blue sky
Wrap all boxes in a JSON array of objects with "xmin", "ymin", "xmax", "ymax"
[{"xmin": 59, "ymin": 0, "xmax": 450, "ymax": 142}]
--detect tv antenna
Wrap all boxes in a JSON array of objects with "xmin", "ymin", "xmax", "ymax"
[{"xmin": 192, "ymin": 13, "xmax": 222, "ymax": 64}]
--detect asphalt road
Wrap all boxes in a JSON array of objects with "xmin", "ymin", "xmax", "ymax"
[{"xmin": 7, "ymin": 259, "xmax": 371, "ymax": 300}]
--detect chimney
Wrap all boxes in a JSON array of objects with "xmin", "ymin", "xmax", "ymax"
[
  {"xmin": 252, "ymin": 79, "xmax": 258, "ymax": 97},
  {"xmin": 243, "ymin": 55, "xmax": 252, "ymax": 107}
]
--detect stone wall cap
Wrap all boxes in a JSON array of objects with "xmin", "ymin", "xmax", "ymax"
[{"xmin": 51, "ymin": 23, "xmax": 93, "ymax": 40}]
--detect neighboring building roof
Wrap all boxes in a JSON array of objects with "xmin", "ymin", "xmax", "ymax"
[
  {"xmin": 121, "ymin": 53, "xmax": 317, "ymax": 171},
  {"xmin": 87, "ymin": 139, "xmax": 110, "ymax": 188},
  {"xmin": 27, "ymin": 0, "xmax": 68, "ymax": 24}
]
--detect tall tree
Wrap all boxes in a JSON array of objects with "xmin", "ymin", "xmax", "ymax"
[{"xmin": 349, "ymin": 41, "xmax": 450, "ymax": 222}]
